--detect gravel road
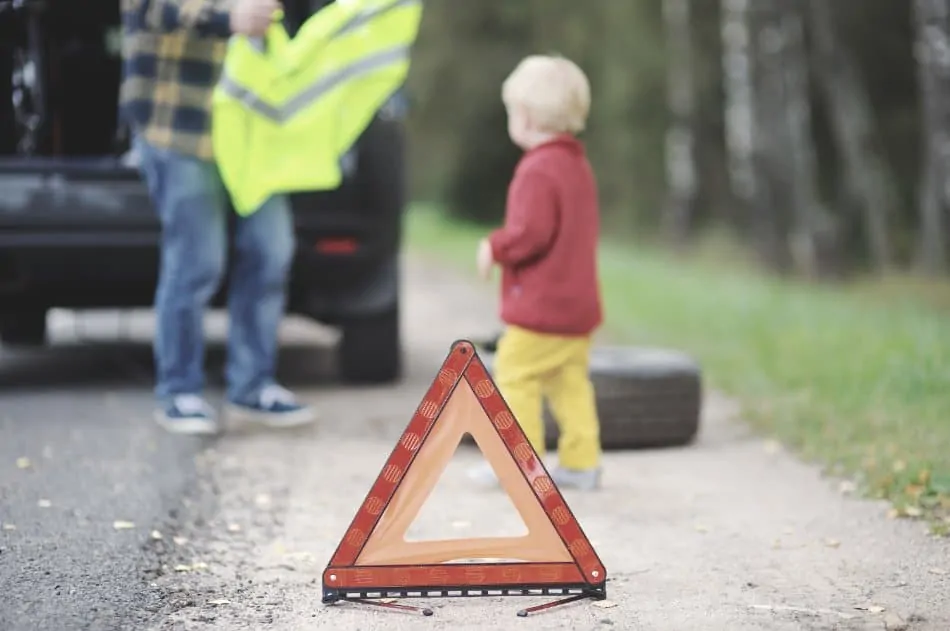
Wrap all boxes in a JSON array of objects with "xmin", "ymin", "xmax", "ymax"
[
  {"xmin": 2, "ymin": 253, "xmax": 947, "ymax": 631},
  {"xmin": 140, "ymin": 254, "xmax": 950, "ymax": 631}
]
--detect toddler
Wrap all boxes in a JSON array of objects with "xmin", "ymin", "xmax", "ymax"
[{"xmin": 470, "ymin": 54, "xmax": 603, "ymax": 491}]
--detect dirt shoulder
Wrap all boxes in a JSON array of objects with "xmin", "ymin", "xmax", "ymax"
[{"xmin": 144, "ymin": 253, "xmax": 949, "ymax": 631}]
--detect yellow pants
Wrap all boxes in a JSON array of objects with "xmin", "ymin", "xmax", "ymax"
[{"xmin": 493, "ymin": 325, "xmax": 601, "ymax": 470}]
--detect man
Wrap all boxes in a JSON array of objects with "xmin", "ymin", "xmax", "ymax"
[{"xmin": 119, "ymin": 0, "xmax": 316, "ymax": 434}]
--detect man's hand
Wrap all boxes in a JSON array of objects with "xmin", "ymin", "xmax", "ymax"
[
  {"xmin": 230, "ymin": 0, "xmax": 281, "ymax": 37},
  {"xmin": 477, "ymin": 238, "xmax": 495, "ymax": 281}
]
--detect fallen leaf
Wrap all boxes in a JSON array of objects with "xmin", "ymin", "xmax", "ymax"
[
  {"xmin": 226, "ymin": 523, "xmax": 242, "ymax": 533},
  {"xmin": 150, "ymin": 530, "xmax": 163, "ymax": 540},
  {"xmin": 37, "ymin": 499, "xmax": 52, "ymax": 508},
  {"xmin": 824, "ymin": 538, "xmax": 841, "ymax": 549},
  {"xmin": 451, "ymin": 520, "xmax": 471, "ymax": 529},
  {"xmin": 591, "ymin": 599, "xmax": 618, "ymax": 609},
  {"xmin": 904, "ymin": 506, "xmax": 922, "ymax": 518},
  {"xmin": 113, "ymin": 520, "xmax": 136, "ymax": 530},
  {"xmin": 887, "ymin": 508, "xmax": 900, "ymax": 519},
  {"xmin": 839, "ymin": 481, "xmax": 857, "ymax": 495},
  {"xmin": 929, "ymin": 567, "xmax": 947, "ymax": 576},
  {"xmin": 174, "ymin": 562, "xmax": 209, "ymax": 572},
  {"xmin": 2, "ymin": 523, "xmax": 16, "ymax": 531},
  {"xmin": 16, "ymin": 457, "xmax": 31, "ymax": 469},
  {"xmin": 208, "ymin": 599, "xmax": 231, "ymax": 606}
]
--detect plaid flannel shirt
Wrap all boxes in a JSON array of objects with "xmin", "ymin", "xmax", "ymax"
[{"xmin": 119, "ymin": 0, "xmax": 234, "ymax": 160}]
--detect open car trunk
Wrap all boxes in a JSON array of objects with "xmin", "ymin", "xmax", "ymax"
[
  {"xmin": 0, "ymin": 2, "xmax": 157, "ymax": 231},
  {"xmin": 0, "ymin": 1, "xmax": 137, "ymax": 177}
]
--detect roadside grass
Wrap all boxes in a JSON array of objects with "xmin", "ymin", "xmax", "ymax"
[{"xmin": 405, "ymin": 205, "xmax": 950, "ymax": 535}]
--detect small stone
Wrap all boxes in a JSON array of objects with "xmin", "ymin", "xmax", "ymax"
[{"xmin": 884, "ymin": 612, "xmax": 908, "ymax": 631}]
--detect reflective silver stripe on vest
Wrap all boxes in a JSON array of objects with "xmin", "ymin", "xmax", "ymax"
[
  {"xmin": 332, "ymin": 0, "xmax": 421, "ymax": 39},
  {"xmin": 218, "ymin": 44, "xmax": 411, "ymax": 124}
]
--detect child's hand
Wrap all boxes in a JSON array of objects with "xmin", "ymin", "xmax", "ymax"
[{"xmin": 477, "ymin": 238, "xmax": 495, "ymax": 280}]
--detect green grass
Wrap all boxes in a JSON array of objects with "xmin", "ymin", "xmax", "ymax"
[{"xmin": 406, "ymin": 205, "xmax": 950, "ymax": 534}]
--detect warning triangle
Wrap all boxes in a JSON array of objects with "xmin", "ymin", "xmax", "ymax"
[{"xmin": 322, "ymin": 340, "xmax": 607, "ymax": 608}]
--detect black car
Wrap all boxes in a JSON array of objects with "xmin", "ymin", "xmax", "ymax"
[{"xmin": 0, "ymin": 0, "xmax": 405, "ymax": 384}]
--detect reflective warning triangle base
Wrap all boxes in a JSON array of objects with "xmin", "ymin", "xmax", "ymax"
[{"xmin": 322, "ymin": 340, "xmax": 607, "ymax": 616}]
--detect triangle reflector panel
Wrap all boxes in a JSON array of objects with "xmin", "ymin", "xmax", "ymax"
[{"xmin": 322, "ymin": 340, "xmax": 607, "ymax": 610}]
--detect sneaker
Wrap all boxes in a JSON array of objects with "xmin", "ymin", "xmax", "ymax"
[
  {"xmin": 466, "ymin": 461, "xmax": 500, "ymax": 487},
  {"xmin": 225, "ymin": 384, "xmax": 316, "ymax": 428},
  {"xmin": 154, "ymin": 394, "xmax": 219, "ymax": 435},
  {"xmin": 550, "ymin": 465, "xmax": 602, "ymax": 491}
]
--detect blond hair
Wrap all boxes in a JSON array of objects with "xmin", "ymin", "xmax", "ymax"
[{"xmin": 501, "ymin": 54, "xmax": 591, "ymax": 134}]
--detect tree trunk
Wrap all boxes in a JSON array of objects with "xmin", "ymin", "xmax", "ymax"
[
  {"xmin": 662, "ymin": 0, "xmax": 698, "ymax": 245},
  {"xmin": 913, "ymin": 0, "xmax": 950, "ymax": 274},
  {"xmin": 748, "ymin": 0, "xmax": 796, "ymax": 272},
  {"xmin": 808, "ymin": 0, "xmax": 896, "ymax": 271},
  {"xmin": 721, "ymin": 0, "xmax": 757, "ymax": 210},
  {"xmin": 778, "ymin": 0, "xmax": 825, "ymax": 277}
]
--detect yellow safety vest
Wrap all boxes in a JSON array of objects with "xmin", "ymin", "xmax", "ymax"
[{"xmin": 212, "ymin": 0, "xmax": 422, "ymax": 216}]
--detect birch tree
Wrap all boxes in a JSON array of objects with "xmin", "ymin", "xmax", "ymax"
[
  {"xmin": 662, "ymin": 0, "xmax": 698, "ymax": 244},
  {"xmin": 721, "ymin": 0, "xmax": 757, "ymax": 212},
  {"xmin": 748, "ymin": 0, "xmax": 797, "ymax": 272},
  {"xmin": 913, "ymin": 0, "xmax": 950, "ymax": 273},
  {"xmin": 778, "ymin": 0, "xmax": 824, "ymax": 276}
]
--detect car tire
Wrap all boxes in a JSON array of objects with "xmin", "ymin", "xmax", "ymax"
[
  {"xmin": 0, "ymin": 309, "xmax": 49, "ymax": 348},
  {"xmin": 338, "ymin": 304, "xmax": 402, "ymax": 384},
  {"xmin": 478, "ymin": 345, "xmax": 703, "ymax": 450}
]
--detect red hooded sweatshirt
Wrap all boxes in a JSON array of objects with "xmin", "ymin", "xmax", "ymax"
[{"xmin": 488, "ymin": 134, "xmax": 603, "ymax": 337}]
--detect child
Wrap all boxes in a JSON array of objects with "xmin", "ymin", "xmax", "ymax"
[{"xmin": 470, "ymin": 54, "xmax": 603, "ymax": 491}]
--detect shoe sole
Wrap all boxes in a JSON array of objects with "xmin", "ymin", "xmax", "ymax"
[
  {"xmin": 153, "ymin": 411, "xmax": 220, "ymax": 435},
  {"xmin": 224, "ymin": 404, "xmax": 317, "ymax": 429}
]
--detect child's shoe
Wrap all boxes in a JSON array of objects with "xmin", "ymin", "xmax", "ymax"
[
  {"xmin": 549, "ymin": 465, "xmax": 602, "ymax": 491},
  {"xmin": 225, "ymin": 384, "xmax": 316, "ymax": 428},
  {"xmin": 466, "ymin": 461, "xmax": 500, "ymax": 487},
  {"xmin": 466, "ymin": 460, "xmax": 602, "ymax": 491},
  {"xmin": 154, "ymin": 394, "xmax": 220, "ymax": 435}
]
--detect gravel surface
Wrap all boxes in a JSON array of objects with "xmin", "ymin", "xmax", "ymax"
[
  {"xmin": 1, "ymin": 254, "xmax": 946, "ymax": 631},
  {"xmin": 138, "ymin": 254, "xmax": 950, "ymax": 631},
  {"xmin": 0, "ymin": 314, "xmax": 209, "ymax": 631}
]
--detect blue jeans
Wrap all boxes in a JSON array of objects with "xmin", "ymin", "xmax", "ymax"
[{"xmin": 135, "ymin": 138, "xmax": 295, "ymax": 406}]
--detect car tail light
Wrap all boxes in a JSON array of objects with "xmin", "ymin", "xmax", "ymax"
[{"xmin": 314, "ymin": 237, "xmax": 358, "ymax": 255}]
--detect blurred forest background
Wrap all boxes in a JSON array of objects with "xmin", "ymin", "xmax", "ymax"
[
  {"xmin": 401, "ymin": 1, "xmax": 950, "ymax": 525},
  {"xmin": 401, "ymin": 0, "xmax": 950, "ymax": 280}
]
